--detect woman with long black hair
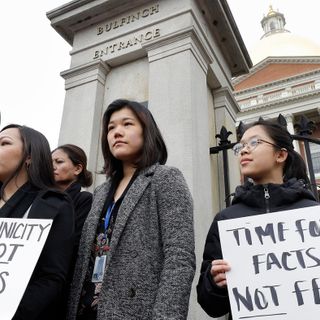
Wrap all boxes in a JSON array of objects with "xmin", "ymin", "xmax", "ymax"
[{"xmin": 0, "ymin": 124, "xmax": 74, "ymax": 320}]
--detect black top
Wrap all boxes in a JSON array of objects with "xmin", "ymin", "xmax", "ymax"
[
  {"xmin": 66, "ymin": 182, "xmax": 92, "ymax": 248},
  {"xmin": 55, "ymin": 182, "xmax": 93, "ymax": 318},
  {"xmin": 197, "ymin": 178, "xmax": 319, "ymax": 319},
  {"xmin": 77, "ymin": 174, "xmax": 137, "ymax": 319},
  {"xmin": 0, "ymin": 182, "xmax": 75, "ymax": 320}
]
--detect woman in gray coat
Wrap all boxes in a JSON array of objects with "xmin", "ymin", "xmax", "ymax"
[{"xmin": 68, "ymin": 99, "xmax": 195, "ymax": 320}]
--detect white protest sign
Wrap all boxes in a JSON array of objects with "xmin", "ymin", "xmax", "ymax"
[
  {"xmin": 218, "ymin": 206, "xmax": 320, "ymax": 320},
  {"xmin": 0, "ymin": 218, "xmax": 52, "ymax": 320}
]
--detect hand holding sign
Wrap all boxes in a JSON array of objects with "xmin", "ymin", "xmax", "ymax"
[
  {"xmin": 211, "ymin": 259, "xmax": 231, "ymax": 287},
  {"xmin": 218, "ymin": 206, "xmax": 320, "ymax": 320}
]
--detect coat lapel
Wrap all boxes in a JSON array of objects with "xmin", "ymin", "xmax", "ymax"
[
  {"xmin": 75, "ymin": 180, "xmax": 112, "ymax": 293},
  {"xmin": 108, "ymin": 164, "xmax": 157, "ymax": 256}
]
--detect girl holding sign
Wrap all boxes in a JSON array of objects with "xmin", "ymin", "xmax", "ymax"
[
  {"xmin": 67, "ymin": 99, "xmax": 195, "ymax": 320},
  {"xmin": 197, "ymin": 119, "xmax": 319, "ymax": 319},
  {"xmin": 0, "ymin": 124, "xmax": 75, "ymax": 320}
]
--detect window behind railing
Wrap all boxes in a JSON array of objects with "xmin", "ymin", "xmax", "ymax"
[{"xmin": 310, "ymin": 143, "xmax": 320, "ymax": 177}]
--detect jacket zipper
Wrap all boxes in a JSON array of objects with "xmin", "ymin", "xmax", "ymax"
[{"xmin": 263, "ymin": 186, "xmax": 270, "ymax": 213}]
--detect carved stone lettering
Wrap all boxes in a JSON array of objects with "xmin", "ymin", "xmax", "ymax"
[
  {"xmin": 93, "ymin": 28, "xmax": 161, "ymax": 59},
  {"xmin": 96, "ymin": 4, "xmax": 159, "ymax": 35}
]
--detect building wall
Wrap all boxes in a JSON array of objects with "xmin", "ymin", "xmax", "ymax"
[
  {"xmin": 48, "ymin": 1, "xmax": 249, "ymax": 318},
  {"xmin": 233, "ymin": 58, "xmax": 320, "ymax": 202},
  {"xmin": 235, "ymin": 63, "xmax": 320, "ymax": 91}
]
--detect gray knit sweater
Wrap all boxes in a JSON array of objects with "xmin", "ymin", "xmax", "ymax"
[{"xmin": 67, "ymin": 164, "xmax": 196, "ymax": 320}]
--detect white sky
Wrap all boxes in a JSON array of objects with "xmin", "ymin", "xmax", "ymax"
[
  {"xmin": 1, "ymin": 0, "xmax": 320, "ymax": 148},
  {"xmin": 0, "ymin": 1, "xmax": 70, "ymax": 148}
]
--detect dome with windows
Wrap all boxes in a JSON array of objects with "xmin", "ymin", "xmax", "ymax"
[{"xmin": 250, "ymin": 6, "xmax": 320, "ymax": 65}]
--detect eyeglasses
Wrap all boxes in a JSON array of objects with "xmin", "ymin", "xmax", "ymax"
[{"xmin": 232, "ymin": 138, "xmax": 282, "ymax": 156}]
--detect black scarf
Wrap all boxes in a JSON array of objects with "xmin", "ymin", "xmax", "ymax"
[{"xmin": 0, "ymin": 182, "xmax": 39, "ymax": 218}]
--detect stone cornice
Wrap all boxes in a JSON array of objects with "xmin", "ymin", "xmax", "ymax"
[
  {"xmin": 47, "ymin": 0, "xmax": 92, "ymax": 19},
  {"xmin": 47, "ymin": 0, "xmax": 149, "ymax": 44},
  {"xmin": 197, "ymin": 0, "xmax": 252, "ymax": 75},
  {"xmin": 60, "ymin": 59, "xmax": 110, "ymax": 89},
  {"xmin": 47, "ymin": 0, "xmax": 251, "ymax": 76}
]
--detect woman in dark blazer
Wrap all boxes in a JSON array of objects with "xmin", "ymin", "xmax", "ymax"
[
  {"xmin": 0, "ymin": 124, "xmax": 74, "ymax": 320},
  {"xmin": 52, "ymin": 144, "xmax": 93, "ymax": 246},
  {"xmin": 52, "ymin": 144, "xmax": 93, "ymax": 318},
  {"xmin": 67, "ymin": 99, "xmax": 196, "ymax": 320}
]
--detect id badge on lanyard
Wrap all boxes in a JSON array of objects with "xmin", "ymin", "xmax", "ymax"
[
  {"xmin": 92, "ymin": 255, "xmax": 107, "ymax": 283},
  {"xmin": 91, "ymin": 202, "xmax": 115, "ymax": 283}
]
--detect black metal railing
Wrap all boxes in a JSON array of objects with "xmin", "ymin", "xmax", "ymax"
[
  {"xmin": 210, "ymin": 126, "xmax": 236, "ymax": 207},
  {"xmin": 293, "ymin": 114, "xmax": 320, "ymax": 201}
]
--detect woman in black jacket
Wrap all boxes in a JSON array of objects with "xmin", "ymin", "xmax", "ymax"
[
  {"xmin": 0, "ymin": 124, "xmax": 74, "ymax": 320},
  {"xmin": 52, "ymin": 144, "xmax": 93, "ymax": 245},
  {"xmin": 52, "ymin": 144, "xmax": 93, "ymax": 318},
  {"xmin": 197, "ymin": 119, "xmax": 319, "ymax": 319}
]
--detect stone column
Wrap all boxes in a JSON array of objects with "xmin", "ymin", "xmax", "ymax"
[
  {"xmin": 145, "ymin": 31, "xmax": 215, "ymax": 320},
  {"xmin": 59, "ymin": 60, "xmax": 109, "ymax": 186}
]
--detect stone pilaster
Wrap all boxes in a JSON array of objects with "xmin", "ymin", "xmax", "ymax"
[
  {"xmin": 60, "ymin": 59, "xmax": 110, "ymax": 187},
  {"xmin": 145, "ymin": 30, "xmax": 215, "ymax": 320}
]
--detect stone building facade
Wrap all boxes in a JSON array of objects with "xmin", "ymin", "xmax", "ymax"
[
  {"xmin": 47, "ymin": 0, "xmax": 251, "ymax": 318},
  {"xmin": 233, "ymin": 6, "xmax": 320, "ymax": 195}
]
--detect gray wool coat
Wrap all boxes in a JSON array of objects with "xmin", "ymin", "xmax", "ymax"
[{"xmin": 67, "ymin": 164, "xmax": 196, "ymax": 320}]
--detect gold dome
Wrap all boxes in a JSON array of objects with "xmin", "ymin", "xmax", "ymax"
[{"xmin": 266, "ymin": 5, "xmax": 277, "ymax": 17}]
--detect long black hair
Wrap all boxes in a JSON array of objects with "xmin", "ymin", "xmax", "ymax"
[
  {"xmin": 0, "ymin": 124, "xmax": 56, "ymax": 194},
  {"xmin": 101, "ymin": 99, "xmax": 167, "ymax": 177},
  {"xmin": 243, "ymin": 119, "xmax": 310, "ymax": 183}
]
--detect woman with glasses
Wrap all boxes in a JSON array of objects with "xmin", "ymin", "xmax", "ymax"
[{"xmin": 196, "ymin": 119, "xmax": 319, "ymax": 319}]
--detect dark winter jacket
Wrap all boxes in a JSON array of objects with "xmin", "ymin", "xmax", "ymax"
[
  {"xmin": 0, "ymin": 183, "xmax": 75, "ymax": 320},
  {"xmin": 197, "ymin": 178, "xmax": 319, "ymax": 319},
  {"xmin": 66, "ymin": 182, "xmax": 92, "ymax": 251},
  {"xmin": 58, "ymin": 182, "xmax": 93, "ymax": 318}
]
